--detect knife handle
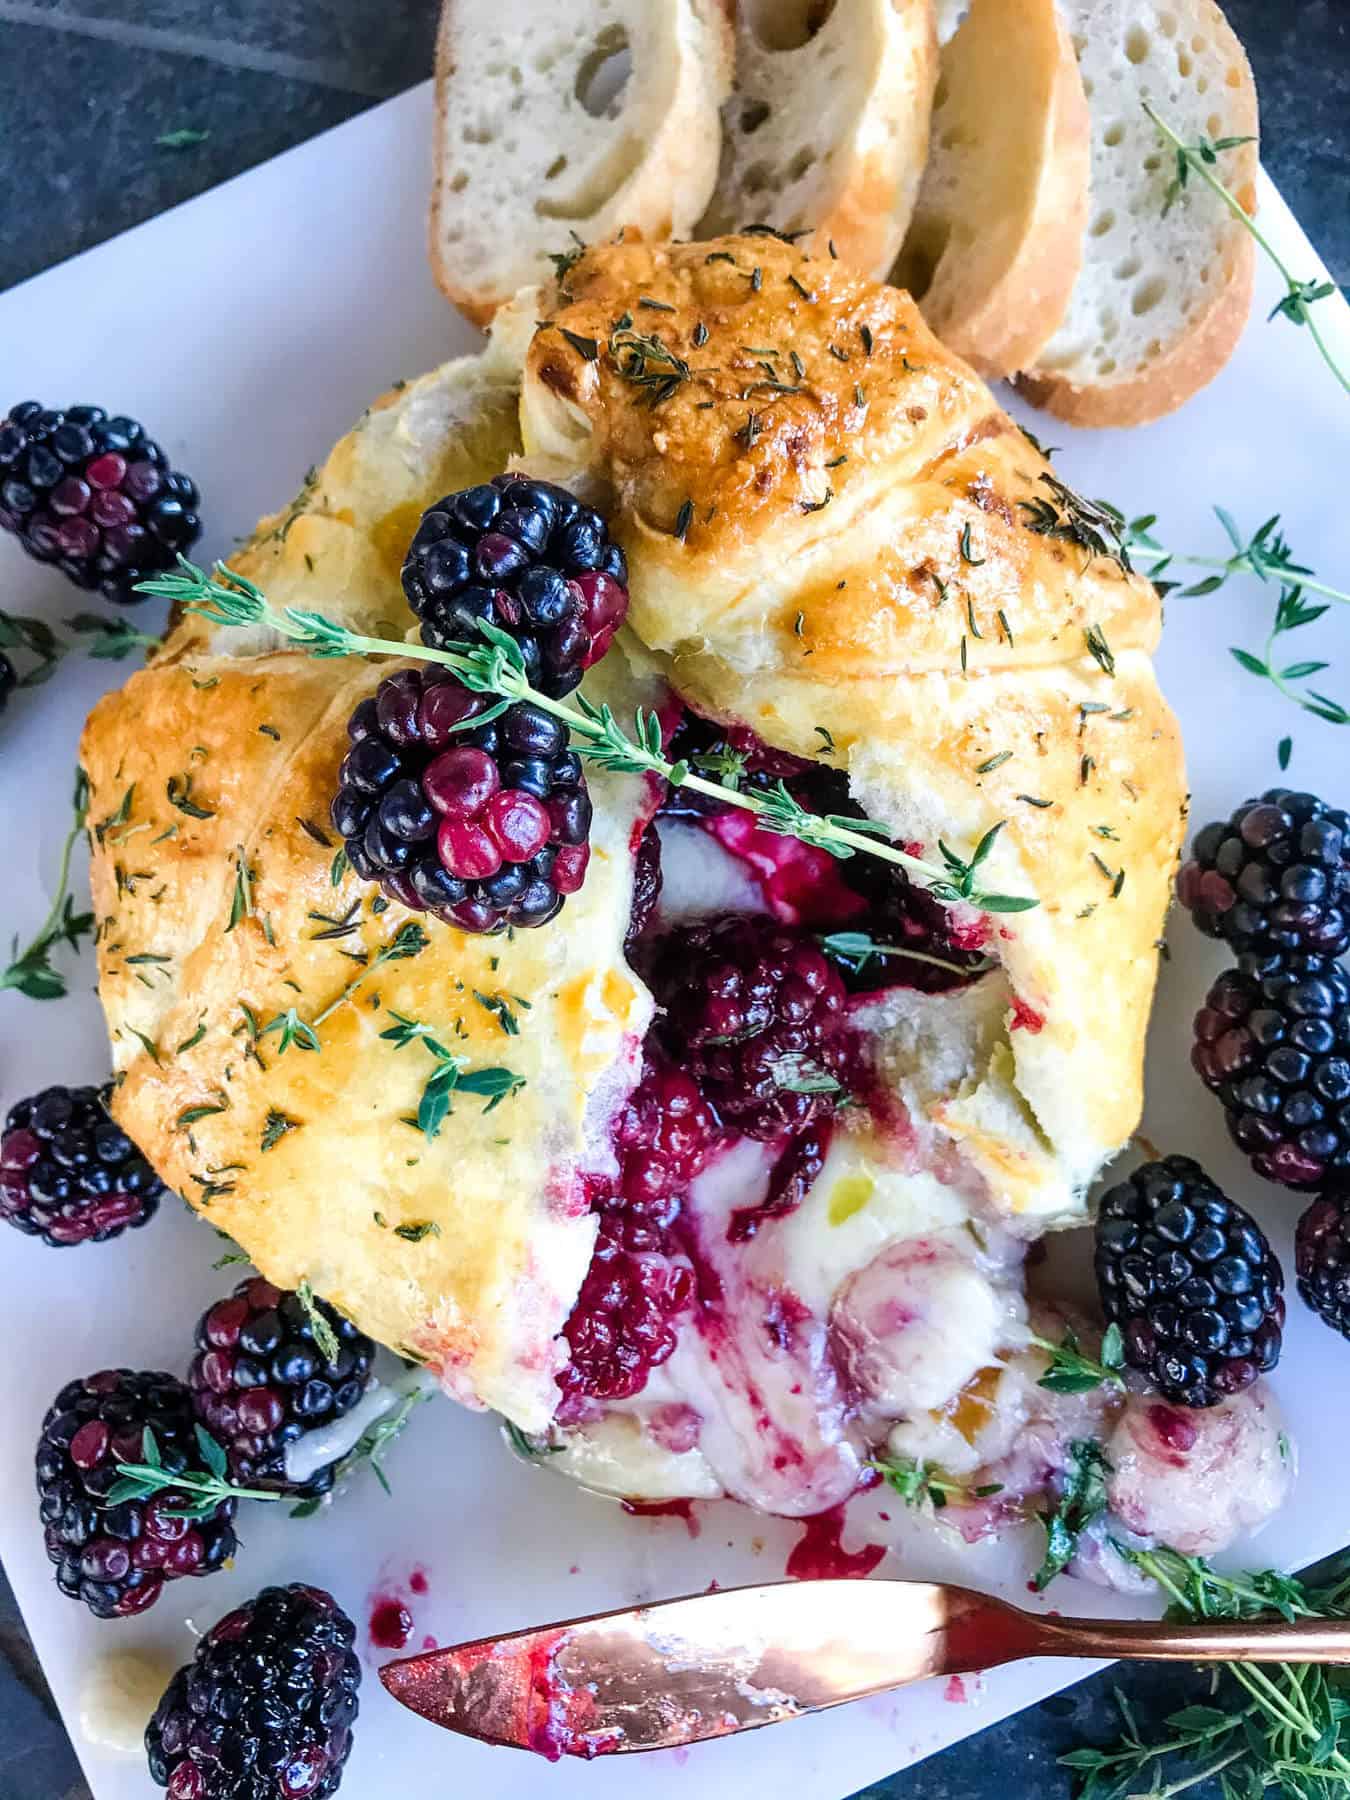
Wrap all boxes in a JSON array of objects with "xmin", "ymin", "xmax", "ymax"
[{"xmin": 1007, "ymin": 1607, "xmax": 1350, "ymax": 1667}]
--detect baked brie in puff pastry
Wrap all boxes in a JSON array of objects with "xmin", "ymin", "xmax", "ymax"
[{"xmin": 81, "ymin": 236, "xmax": 1186, "ymax": 1518}]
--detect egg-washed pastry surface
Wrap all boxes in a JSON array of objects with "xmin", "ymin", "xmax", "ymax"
[
  {"xmin": 82, "ymin": 235, "xmax": 1186, "ymax": 1443},
  {"xmin": 522, "ymin": 234, "xmax": 1185, "ymax": 1193}
]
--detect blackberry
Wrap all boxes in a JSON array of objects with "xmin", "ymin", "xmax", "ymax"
[
  {"xmin": 36, "ymin": 1369, "xmax": 237, "ymax": 1618},
  {"xmin": 1178, "ymin": 789, "xmax": 1350, "ymax": 957},
  {"xmin": 146, "ymin": 1582, "xmax": 360, "ymax": 1800},
  {"xmin": 0, "ymin": 650, "xmax": 14, "ymax": 715},
  {"xmin": 189, "ymin": 1279, "xmax": 376, "ymax": 1499},
  {"xmin": 646, "ymin": 913, "xmax": 852, "ymax": 1138},
  {"xmin": 557, "ymin": 1059, "xmax": 713, "ymax": 1416},
  {"xmin": 1095, "ymin": 1156, "xmax": 1284, "ymax": 1409},
  {"xmin": 0, "ymin": 401, "xmax": 201, "ymax": 605},
  {"xmin": 1193, "ymin": 952, "xmax": 1350, "ymax": 1188},
  {"xmin": 401, "ymin": 475, "xmax": 628, "ymax": 697},
  {"xmin": 624, "ymin": 820, "xmax": 663, "ymax": 952},
  {"xmin": 1295, "ymin": 1191, "xmax": 1350, "ymax": 1337},
  {"xmin": 331, "ymin": 664, "xmax": 591, "ymax": 933},
  {"xmin": 1, "ymin": 1083, "xmax": 166, "ymax": 1247}
]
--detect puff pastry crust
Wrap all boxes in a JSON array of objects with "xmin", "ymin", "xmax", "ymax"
[{"xmin": 81, "ymin": 235, "xmax": 1186, "ymax": 1434}]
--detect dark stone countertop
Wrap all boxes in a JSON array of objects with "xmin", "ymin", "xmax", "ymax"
[{"xmin": 0, "ymin": 4, "xmax": 1345, "ymax": 1796}]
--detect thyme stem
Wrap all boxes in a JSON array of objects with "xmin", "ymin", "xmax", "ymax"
[
  {"xmin": 138, "ymin": 560, "xmax": 1037, "ymax": 918},
  {"xmin": 1144, "ymin": 101, "xmax": 1350, "ymax": 398}
]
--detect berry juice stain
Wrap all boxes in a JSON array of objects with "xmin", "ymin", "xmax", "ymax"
[
  {"xmin": 785, "ymin": 1505, "xmax": 886, "ymax": 1581},
  {"xmin": 409, "ymin": 1567, "xmax": 429, "ymax": 1596},
  {"xmin": 369, "ymin": 1597, "xmax": 413, "ymax": 1650},
  {"xmin": 621, "ymin": 1498, "xmax": 701, "ymax": 1538}
]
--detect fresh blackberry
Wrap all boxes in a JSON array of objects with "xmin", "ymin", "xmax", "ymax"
[
  {"xmin": 331, "ymin": 664, "xmax": 591, "ymax": 933},
  {"xmin": 1, "ymin": 1083, "xmax": 166, "ymax": 1247},
  {"xmin": 1095, "ymin": 1156, "xmax": 1284, "ymax": 1409},
  {"xmin": 624, "ymin": 820, "xmax": 663, "ymax": 952},
  {"xmin": 146, "ymin": 1582, "xmax": 360, "ymax": 1800},
  {"xmin": 189, "ymin": 1279, "xmax": 376, "ymax": 1499},
  {"xmin": 646, "ymin": 913, "xmax": 852, "ymax": 1138},
  {"xmin": 0, "ymin": 650, "xmax": 14, "ymax": 714},
  {"xmin": 401, "ymin": 475, "xmax": 628, "ymax": 697},
  {"xmin": 557, "ymin": 1059, "xmax": 714, "ymax": 1415},
  {"xmin": 0, "ymin": 402, "xmax": 201, "ymax": 605},
  {"xmin": 1295, "ymin": 1191, "xmax": 1350, "ymax": 1337},
  {"xmin": 36, "ymin": 1369, "xmax": 237, "ymax": 1618},
  {"xmin": 1178, "ymin": 789, "xmax": 1350, "ymax": 957},
  {"xmin": 1193, "ymin": 952, "xmax": 1350, "ymax": 1188}
]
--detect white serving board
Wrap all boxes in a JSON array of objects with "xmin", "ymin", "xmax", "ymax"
[{"xmin": 2, "ymin": 80, "xmax": 1349, "ymax": 1800}]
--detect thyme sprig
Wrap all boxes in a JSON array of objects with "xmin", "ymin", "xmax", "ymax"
[
  {"xmin": 0, "ymin": 607, "xmax": 64, "ymax": 687},
  {"xmin": 138, "ymin": 559, "xmax": 1039, "ymax": 917},
  {"xmin": 111, "ymin": 1425, "xmax": 281, "ymax": 1519},
  {"xmin": 1032, "ymin": 1323, "xmax": 1126, "ymax": 1395},
  {"xmin": 2, "ymin": 769, "xmax": 94, "ymax": 1000},
  {"xmin": 1064, "ymin": 1547, "xmax": 1350, "ymax": 1798},
  {"xmin": 817, "ymin": 929, "xmax": 995, "ymax": 982},
  {"xmin": 871, "ymin": 1453, "xmax": 1004, "ymax": 1511},
  {"xmin": 1144, "ymin": 102, "xmax": 1350, "ymax": 398},
  {"xmin": 290, "ymin": 1371, "xmax": 437, "ymax": 1516},
  {"xmin": 256, "ymin": 921, "xmax": 428, "ymax": 1055},
  {"xmin": 380, "ymin": 1010, "xmax": 524, "ymax": 1137},
  {"xmin": 1033, "ymin": 1439, "xmax": 1111, "ymax": 1590},
  {"xmin": 1121, "ymin": 508, "xmax": 1350, "ymax": 724}
]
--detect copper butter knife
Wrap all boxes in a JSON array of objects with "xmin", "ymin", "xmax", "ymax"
[{"xmin": 379, "ymin": 1578, "xmax": 1350, "ymax": 1759}]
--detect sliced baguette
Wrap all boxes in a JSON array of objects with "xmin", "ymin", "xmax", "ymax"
[
  {"xmin": 430, "ymin": 0, "xmax": 734, "ymax": 326},
  {"xmin": 892, "ymin": 0, "xmax": 1091, "ymax": 378},
  {"xmin": 1018, "ymin": 0, "xmax": 1258, "ymax": 426},
  {"xmin": 698, "ymin": 0, "xmax": 938, "ymax": 278}
]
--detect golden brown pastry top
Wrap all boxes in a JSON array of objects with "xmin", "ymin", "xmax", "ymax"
[
  {"xmin": 81, "ymin": 236, "xmax": 1186, "ymax": 1432},
  {"xmin": 521, "ymin": 235, "xmax": 1185, "ymax": 1183}
]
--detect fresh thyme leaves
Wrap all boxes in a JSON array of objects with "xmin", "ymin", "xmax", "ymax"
[
  {"xmin": 818, "ymin": 930, "xmax": 994, "ymax": 982},
  {"xmin": 139, "ymin": 559, "xmax": 1039, "ymax": 918},
  {"xmin": 295, "ymin": 1279, "xmax": 342, "ymax": 1364},
  {"xmin": 608, "ymin": 326, "xmax": 692, "ymax": 405},
  {"xmin": 111, "ymin": 1425, "xmax": 278, "ymax": 1519},
  {"xmin": 289, "ymin": 1372, "xmax": 437, "ymax": 1517},
  {"xmin": 871, "ymin": 1453, "xmax": 1004, "ymax": 1511},
  {"xmin": 0, "ymin": 606, "xmax": 64, "ymax": 686},
  {"xmin": 2, "ymin": 769, "xmax": 94, "ymax": 1000},
  {"xmin": 673, "ymin": 498, "xmax": 694, "ymax": 540},
  {"xmin": 1032, "ymin": 1323, "xmax": 1125, "ymax": 1395},
  {"xmin": 1019, "ymin": 474, "xmax": 1132, "ymax": 572},
  {"xmin": 1084, "ymin": 624, "xmax": 1116, "ymax": 677},
  {"xmin": 1279, "ymin": 734, "xmax": 1294, "ymax": 770},
  {"xmin": 67, "ymin": 612, "xmax": 160, "ymax": 661},
  {"xmin": 260, "ymin": 1109, "xmax": 300, "ymax": 1152},
  {"xmin": 380, "ymin": 1011, "xmax": 524, "ymax": 1138},
  {"xmin": 1144, "ymin": 100, "xmax": 1350, "ymax": 398},
  {"xmin": 1033, "ymin": 1439, "xmax": 1111, "ymax": 1590},
  {"xmin": 959, "ymin": 522, "xmax": 985, "ymax": 565},
  {"xmin": 1064, "ymin": 1547, "xmax": 1350, "ymax": 1799},
  {"xmin": 1123, "ymin": 508, "xmax": 1350, "ymax": 723},
  {"xmin": 473, "ymin": 990, "xmax": 524, "ymax": 1035},
  {"xmin": 258, "ymin": 920, "xmax": 428, "ymax": 1055},
  {"xmin": 976, "ymin": 751, "xmax": 1013, "ymax": 774},
  {"xmin": 329, "ymin": 846, "xmax": 349, "ymax": 887}
]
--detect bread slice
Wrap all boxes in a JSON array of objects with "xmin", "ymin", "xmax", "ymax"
[
  {"xmin": 892, "ymin": 0, "xmax": 1091, "ymax": 378},
  {"xmin": 430, "ymin": 0, "xmax": 734, "ymax": 326},
  {"xmin": 1018, "ymin": 0, "xmax": 1258, "ymax": 426},
  {"xmin": 698, "ymin": 0, "xmax": 939, "ymax": 278}
]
